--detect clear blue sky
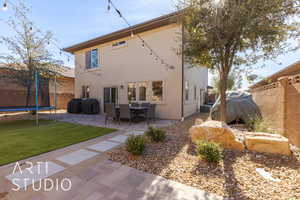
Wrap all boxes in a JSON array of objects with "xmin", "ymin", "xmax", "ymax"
[{"xmin": 0, "ymin": 0, "xmax": 299, "ymax": 88}]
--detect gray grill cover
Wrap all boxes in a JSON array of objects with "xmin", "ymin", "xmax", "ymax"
[{"xmin": 210, "ymin": 92, "xmax": 261, "ymax": 123}]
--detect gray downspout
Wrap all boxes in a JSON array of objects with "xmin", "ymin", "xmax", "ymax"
[{"xmin": 181, "ymin": 24, "xmax": 184, "ymax": 121}]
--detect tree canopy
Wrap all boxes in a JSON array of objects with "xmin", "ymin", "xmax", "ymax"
[
  {"xmin": 0, "ymin": 3, "xmax": 63, "ymax": 106},
  {"xmin": 179, "ymin": 0, "xmax": 300, "ymax": 121}
]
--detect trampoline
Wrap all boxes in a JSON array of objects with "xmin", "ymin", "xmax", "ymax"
[
  {"xmin": 0, "ymin": 106, "xmax": 55, "ymax": 112},
  {"xmin": 0, "ymin": 71, "xmax": 57, "ymax": 126}
]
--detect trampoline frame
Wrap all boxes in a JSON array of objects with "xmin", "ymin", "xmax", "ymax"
[{"xmin": 0, "ymin": 71, "xmax": 57, "ymax": 126}]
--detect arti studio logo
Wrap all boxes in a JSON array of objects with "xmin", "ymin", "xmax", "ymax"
[{"xmin": 11, "ymin": 161, "xmax": 72, "ymax": 192}]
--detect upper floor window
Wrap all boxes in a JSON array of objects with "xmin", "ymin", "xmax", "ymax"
[
  {"xmin": 112, "ymin": 40, "xmax": 127, "ymax": 47},
  {"xmin": 86, "ymin": 49, "xmax": 99, "ymax": 69}
]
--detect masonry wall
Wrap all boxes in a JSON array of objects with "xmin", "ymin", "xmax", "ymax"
[
  {"xmin": 49, "ymin": 77, "xmax": 75, "ymax": 109},
  {"xmin": 285, "ymin": 76, "xmax": 300, "ymax": 147},
  {"xmin": 0, "ymin": 77, "xmax": 74, "ymax": 110},
  {"xmin": 251, "ymin": 74, "xmax": 300, "ymax": 147}
]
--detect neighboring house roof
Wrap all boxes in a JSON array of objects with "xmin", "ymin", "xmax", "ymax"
[
  {"xmin": 250, "ymin": 60, "xmax": 300, "ymax": 89},
  {"xmin": 63, "ymin": 10, "xmax": 183, "ymax": 54},
  {"xmin": 60, "ymin": 67, "xmax": 74, "ymax": 78},
  {"xmin": 0, "ymin": 64, "xmax": 74, "ymax": 78}
]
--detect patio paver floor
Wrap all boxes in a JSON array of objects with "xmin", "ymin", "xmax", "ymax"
[{"xmin": 0, "ymin": 114, "xmax": 223, "ymax": 200}]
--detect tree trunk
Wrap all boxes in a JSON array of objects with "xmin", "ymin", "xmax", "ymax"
[{"xmin": 219, "ymin": 72, "xmax": 228, "ymax": 122}]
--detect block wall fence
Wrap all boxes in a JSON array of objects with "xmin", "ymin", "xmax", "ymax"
[{"xmin": 251, "ymin": 74, "xmax": 300, "ymax": 147}]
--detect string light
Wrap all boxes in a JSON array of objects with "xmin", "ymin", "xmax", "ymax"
[
  {"xmin": 3, "ymin": 0, "xmax": 7, "ymax": 10},
  {"xmin": 107, "ymin": 0, "xmax": 174, "ymax": 70},
  {"xmin": 107, "ymin": 0, "xmax": 111, "ymax": 11}
]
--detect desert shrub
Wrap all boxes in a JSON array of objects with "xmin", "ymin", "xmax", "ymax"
[
  {"xmin": 246, "ymin": 115, "xmax": 274, "ymax": 133},
  {"xmin": 125, "ymin": 135, "xmax": 145, "ymax": 155},
  {"xmin": 145, "ymin": 125, "xmax": 166, "ymax": 142},
  {"xmin": 196, "ymin": 141, "xmax": 222, "ymax": 163}
]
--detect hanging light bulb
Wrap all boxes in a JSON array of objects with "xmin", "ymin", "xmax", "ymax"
[
  {"xmin": 131, "ymin": 31, "xmax": 134, "ymax": 38},
  {"xmin": 107, "ymin": 0, "xmax": 111, "ymax": 11},
  {"xmin": 3, "ymin": 0, "xmax": 7, "ymax": 11}
]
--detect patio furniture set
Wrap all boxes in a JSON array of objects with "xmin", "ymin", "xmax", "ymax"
[{"xmin": 104, "ymin": 103, "xmax": 156, "ymax": 124}]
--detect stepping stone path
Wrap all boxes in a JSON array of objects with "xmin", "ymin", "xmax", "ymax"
[
  {"xmin": 87, "ymin": 141, "xmax": 120, "ymax": 152},
  {"xmin": 56, "ymin": 149, "xmax": 98, "ymax": 166},
  {"xmin": 109, "ymin": 135, "xmax": 128, "ymax": 143},
  {"xmin": 5, "ymin": 161, "xmax": 65, "ymax": 189}
]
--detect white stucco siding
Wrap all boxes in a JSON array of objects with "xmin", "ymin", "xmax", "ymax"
[
  {"xmin": 183, "ymin": 64, "xmax": 208, "ymax": 117},
  {"xmin": 74, "ymin": 24, "xmax": 183, "ymax": 119}
]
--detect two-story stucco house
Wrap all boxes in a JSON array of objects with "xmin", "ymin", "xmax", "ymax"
[{"xmin": 63, "ymin": 11, "xmax": 208, "ymax": 120}]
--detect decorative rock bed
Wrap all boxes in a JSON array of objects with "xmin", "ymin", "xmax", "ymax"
[{"xmin": 189, "ymin": 119, "xmax": 292, "ymax": 156}]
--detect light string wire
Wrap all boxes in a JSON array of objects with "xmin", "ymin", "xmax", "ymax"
[
  {"xmin": 107, "ymin": 0, "xmax": 175, "ymax": 70},
  {"xmin": 1, "ymin": 0, "xmax": 74, "ymax": 64}
]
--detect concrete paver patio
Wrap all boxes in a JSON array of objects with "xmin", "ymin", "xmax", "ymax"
[
  {"xmin": 0, "ymin": 116, "xmax": 223, "ymax": 200},
  {"xmin": 41, "ymin": 111, "xmax": 177, "ymax": 131}
]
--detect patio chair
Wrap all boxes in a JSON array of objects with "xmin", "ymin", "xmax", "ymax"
[
  {"xmin": 141, "ymin": 102, "xmax": 150, "ymax": 108},
  {"xmin": 105, "ymin": 103, "xmax": 118, "ymax": 124},
  {"xmin": 146, "ymin": 104, "xmax": 156, "ymax": 123},
  {"xmin": 119, "ymin": 104, "xmax": 133, "ymax": 125},
  {"xmin": 131, "ymin": 102, "xmax": 140, "ymax": 107}
]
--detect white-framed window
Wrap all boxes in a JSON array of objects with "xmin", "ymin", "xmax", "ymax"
[
  {"xmin": 86, "ymin": 49, "xmax": 99, "ymax": 69},
  {"xmin": 139, "ymin": 82, "xmax": 147, "ymax": 101},
  {"xmin": 151, "ymin": 81, "xmax": 163, "ymax": 102},
  {"xmin": 127, "ymin": 81, "xmax": 164, "ymax": 103},
  {"xmin": 185, "ymin": 81, "xmax": 189, "ymax": 101},
  {"xmin": 194, "ymin": 86, "xmax": 197, "ymax": 101},
  {"xmin": 112, "ymin": 40, "xmax": 127, "ymax": 48},
  {"xmin": 82, "ymin": 85, "xmax": 90, "ymax": 98},
  {"xmin": 127, "ymin": 83, "xmax": 136, "ymax": 102}
]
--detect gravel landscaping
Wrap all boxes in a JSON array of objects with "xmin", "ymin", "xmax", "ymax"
[{"xmin": 107, "ymin": 113, "xmax": 300, "ymax": 200}]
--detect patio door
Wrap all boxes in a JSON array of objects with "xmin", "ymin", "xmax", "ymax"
[{"xmin": 104, "ymin": 87, "xmax": 118, "ymax": 112}]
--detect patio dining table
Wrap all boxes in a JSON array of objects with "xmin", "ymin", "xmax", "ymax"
[{"xmin": 115, "ymin": 106, "xmax": 149, "ymax": 121}]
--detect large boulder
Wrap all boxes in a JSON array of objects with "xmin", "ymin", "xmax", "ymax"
[
  {"xmin": 189, "ymin": 120, "xmax": 245, "ymax": 150},
  {"xmin": 245, "ymin": 132, "xmax": 291, "ymax": 155},
  {"xmin": 210, "ymin": 91, "xmax": 261, "ymax": 124}
]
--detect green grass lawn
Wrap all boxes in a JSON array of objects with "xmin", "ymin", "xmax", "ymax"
[{"xmin": 0, "ymin": 120, "xmax": 116, "ymax": 166}]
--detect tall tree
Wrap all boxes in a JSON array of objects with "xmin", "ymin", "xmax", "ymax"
[
  {"xmin": 212, "ymin": 71, "xmax": 241, "ymax": 94},
  {"xmin": 179, "ymin": 0, "xmax": 300, "ymax": 121},
  {"xmin": 0, "ymin": 3, "xmax": 62, "ymax": 106}
]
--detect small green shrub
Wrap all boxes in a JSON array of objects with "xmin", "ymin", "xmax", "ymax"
[
  {"xmin": 196, "ymin": 141, "xmax": 222, "ymax": 163},
  {"xmin": 145, "ymin": 126, "xmax": 166, "ymax": 142},
  {"xmin": 246, "ymin": 115, "xmax": 274, "ymax": 133},
  {"xmin": 125, "ymin": 135, "xmax": 145, "ymax": 155}
]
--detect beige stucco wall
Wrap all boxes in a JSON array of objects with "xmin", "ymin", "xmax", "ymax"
[
  {"xmin": 183, "ymin": 64, "xmax": 208, "ymax": 117},
  {"xmin": 74, "ymin": 24, "xmax": 184, "ymax": 119}
]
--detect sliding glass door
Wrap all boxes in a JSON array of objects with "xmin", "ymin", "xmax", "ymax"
[{"xmin": 103, "ymin": 87, "xmax": 118, "ymax": 112}]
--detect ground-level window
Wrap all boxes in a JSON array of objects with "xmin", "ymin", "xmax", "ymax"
[
  {"xmin": 139, "ymin": 82, "xmax": 147, "ymax": 101},
  {"xmin": 82, "ymin": 85, "xmax": 90, "ymax": 98},
  {"xmin": 128, "ymin": 83, "xmax": 136, "ymax": 101},
  {"xmin": 151, "ymin": 81, "xmax": 163, "ymax": 102},
  {"xmin": 194, "ymin": 86, "xmax": 197, "ymax": 101},
  {"xmin": 185, "ymin": 81, "xmax": 189, "ymax": 101},
  {"xmin": 127, "ymin": 81, "xmax": 164, "ymax": 103}
]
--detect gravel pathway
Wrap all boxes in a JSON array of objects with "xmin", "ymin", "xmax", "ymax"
[{"xmin": 107, "ymin": 113, "xmax": 300, "ymax": 200}]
